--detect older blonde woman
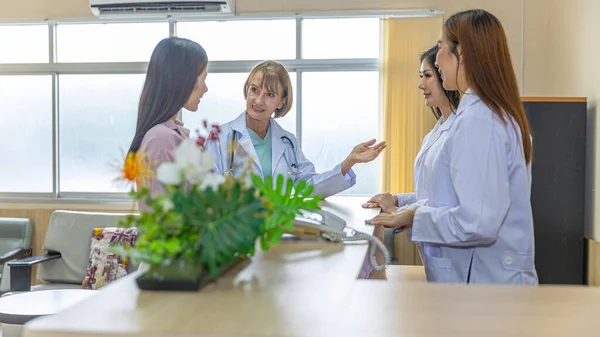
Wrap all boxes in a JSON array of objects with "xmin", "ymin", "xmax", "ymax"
[{"xmin": 205, "ymin": 60, "xmax": 386, "ymax": 198}]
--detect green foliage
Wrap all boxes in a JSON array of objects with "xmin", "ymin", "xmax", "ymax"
[
  {"xmin": 252, "ymin": 174, "xmax": 322, "ymax": 251},
  {"xmin": 117, "ymin": 173, "xmax": 322, "ymax": 278}
]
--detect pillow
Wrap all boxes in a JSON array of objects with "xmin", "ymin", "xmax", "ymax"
[{"xmin": 81, "ymin": 227, "xmax": 138, "ymax": 290}]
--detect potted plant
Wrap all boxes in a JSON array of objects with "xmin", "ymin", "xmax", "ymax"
[{"xmin": 114, "ymin": 123, "xmax": 322, "ymax": 291}]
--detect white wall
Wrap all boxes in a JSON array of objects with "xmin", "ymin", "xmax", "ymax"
[{"xmin": 523, "ymin": 0, "xmax": 600, "ymax": 239}]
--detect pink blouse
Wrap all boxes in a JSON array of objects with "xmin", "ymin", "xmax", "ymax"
[{"xmin": 137, "ymin": 118, "xmax": 190, "ymax": 213}]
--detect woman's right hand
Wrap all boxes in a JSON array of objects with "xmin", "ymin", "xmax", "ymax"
[{"xmin": 362, "ymin": 193, "xmax": 398, "ymax": 213}]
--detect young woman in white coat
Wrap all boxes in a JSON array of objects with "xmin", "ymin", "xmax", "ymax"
[
  {"xmin": 360, "ymin": 45, "xmax": 460, "ymax": 279},
  {"xmin": 365, "ymin": 9, "xmax": 539, "ymax": 285},
  {"xmin": 205, "ymin": 60, "xmax": 386, "ymax": 198},
  {"xmin": 363, "ymin": 45, "xmax": 460, "ymax": 213}
]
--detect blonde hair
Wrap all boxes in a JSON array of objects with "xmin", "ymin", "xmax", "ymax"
[{"xmin": 243, "ymin": 60, "xmax": 293, "ymax": 118}]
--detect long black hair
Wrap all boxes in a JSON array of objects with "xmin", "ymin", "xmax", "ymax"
[
  {"xmin": 128, "ymin": 37, "xmax": 208, "ymax": 154},
  {"xmin": 420, "ymin": 45, "xmax": 460, "ymax": 119}
]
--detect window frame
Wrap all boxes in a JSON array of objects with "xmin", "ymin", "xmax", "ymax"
[{"xmin": 0, "ymin": 14, "xmax": 415, "ymax": 203}]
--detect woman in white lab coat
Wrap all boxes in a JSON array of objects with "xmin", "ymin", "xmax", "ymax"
[
  {"xmin": 205, "ymin": 60, "xmax": 386, "ymax": 198},
  {"xmin": 363, "ymin": 45, "xmax": 460, "ymax": 213},
  {"xmin": 361, "ymin": 44, "xmax": 459, "ymax": 278},
  {"xmin": 365, "ymin": 9, "xmax": 539, "ymax": 285}
]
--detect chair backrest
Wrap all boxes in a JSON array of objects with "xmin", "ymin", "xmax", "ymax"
[
  {"xmin": 38, "ymin": 210, "xmax": 138, "ymax": 284},
  {"xmin": 0, "ymin": 218, "xmax": 32, "ymax": 255}
]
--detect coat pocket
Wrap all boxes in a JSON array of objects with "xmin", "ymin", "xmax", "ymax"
[
  {"xmin": 424, "ymin": 255, "xmax": 452, "ymax": 283},
  {"xmin": 501, "ymin": 251, "xmax": 537, "ymax": 285},
  {"xmin": 501, "ymin": 251, "xmax": 535, "ymax": 272}
]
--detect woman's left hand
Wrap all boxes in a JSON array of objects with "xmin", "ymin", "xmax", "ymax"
[
  {"xmin": 349, "ymin": 139, "xmax": 386, "ymax": 163},
  {"xmin": 365, "ymin": 208, "xmax": 417, "ymax": 233},
  {"xmin": 341, "ymin": 139, "xmax": 386, "ymax": 175}
]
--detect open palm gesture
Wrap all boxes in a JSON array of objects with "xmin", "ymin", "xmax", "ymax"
[
  {"xmin": 349, "ymin": 139, "xmax": 386, "ymax": 163},
  {"xmin": 341, "ymin": 139, "xmax": 386, "ymax": 176}
]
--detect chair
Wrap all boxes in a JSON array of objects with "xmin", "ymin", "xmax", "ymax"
[
  {"xmin": 1, "ymin": 210, "xmax": 138, "ymax": 295},
  {"xmin": 0, "ymin": 218, "xmax": 33, "ymax": 284}
]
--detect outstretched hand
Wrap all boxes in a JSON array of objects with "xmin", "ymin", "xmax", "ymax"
[
  {"xmin": 350, "ymin": 139, "xmax": 386, "ymax": 163},
  {"xmin": 341, "ymin": 139, "xmax": 386, "ymax": 175}
]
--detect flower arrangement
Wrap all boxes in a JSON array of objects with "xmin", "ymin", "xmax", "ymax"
[{"xmin": 115, "ymin": 122, "xmax": 323, "ymax": 289}]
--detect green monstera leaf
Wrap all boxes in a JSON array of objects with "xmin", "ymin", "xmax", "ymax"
[{"xmin": 251, "ymin": 174, "xmax": 322, "ymax": 251}]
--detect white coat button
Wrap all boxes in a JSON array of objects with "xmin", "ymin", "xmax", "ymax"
[{"xmin": 504, "ymin": 256, "xmax": 513, "ymax": 265}]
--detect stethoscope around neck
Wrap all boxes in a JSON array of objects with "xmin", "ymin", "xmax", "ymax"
[{"xmin": 224, "ymin": 131, "xmax": 301, "ymax": 177}]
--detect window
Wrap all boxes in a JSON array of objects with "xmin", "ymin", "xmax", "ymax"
[
  {"xmin": 176, "ymin": 20, "xmax": 296, "ymax": 61},
  {"xmin": 56, "ymin": 23, "xmax": 169, "ymax": 63},
  {"xmin": 301, "ymin": 71, "xmax": 380, "ymax": 196},
  {"xmin": 0, "ymin": 76, "xmax": 53, "ymax": 193},
  {"xmin": 58, "ymin": 74, "xmax": 145, "ymax": 193},
  {"xmin": 182, "ymin": 73, "xmax": 296, "ymax": 137},
  {"xmin": 302, "ymin": 18, "xmax": 380, "ymax": 59},
  {"xmin": 0, "ymin": 16, "xmax": 382, "ymax": 200},
  {"xmin": 0, "ymin": 25, "xmax": 49, "ymax": 63}
]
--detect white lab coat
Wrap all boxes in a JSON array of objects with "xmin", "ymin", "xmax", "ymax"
[
  {"xmin": 205, "ymin": 112, "xmax": 356, "ymax": 198},
  {"xmin": 397, "ymin": 89, "xmax": 538, "ymax": 285}
]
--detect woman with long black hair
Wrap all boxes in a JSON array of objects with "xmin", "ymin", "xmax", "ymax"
[{"xmin": 128, "ymin": 37, "xmax": 208, "ymax": 211}]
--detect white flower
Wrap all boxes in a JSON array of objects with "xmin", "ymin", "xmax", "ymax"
[
  {"xmin": 199, "ymin": 173, "xmax": 226, "ymax": 191},
  {"xmin": 156, "ymin": 162, "xmax": 183, "ymax": 185},
  {"xmin": 156, "ymin": 139, "xmax": 217, "ymax": 186}
]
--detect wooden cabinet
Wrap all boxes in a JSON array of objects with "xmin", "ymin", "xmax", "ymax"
[{"xmin": 523, "ymin": 97, "xmax": 587, "ymax": 285}]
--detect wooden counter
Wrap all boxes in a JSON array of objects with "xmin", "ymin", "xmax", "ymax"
[{"xmin": 22, "ymin": 197, "xmax": 600, "ymax": 337}]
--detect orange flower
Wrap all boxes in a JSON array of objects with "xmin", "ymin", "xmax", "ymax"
[{"xmin": 118, "ymin": 151, "xmax": 154, "ymax": 185}]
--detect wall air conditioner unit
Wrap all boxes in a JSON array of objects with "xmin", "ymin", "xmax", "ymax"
[{"xmin": 90, "ymin": 0, "xmax": 235, "ymax": 18}]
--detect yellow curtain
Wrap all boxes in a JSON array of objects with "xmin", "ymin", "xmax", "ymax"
[
  {"xmin": 379, "ymin": 16, "xmax": 444, "ymax": 266},
  {"xmin": 381, "ymin": 16, "xmax": 444, "ymax": 194}
]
